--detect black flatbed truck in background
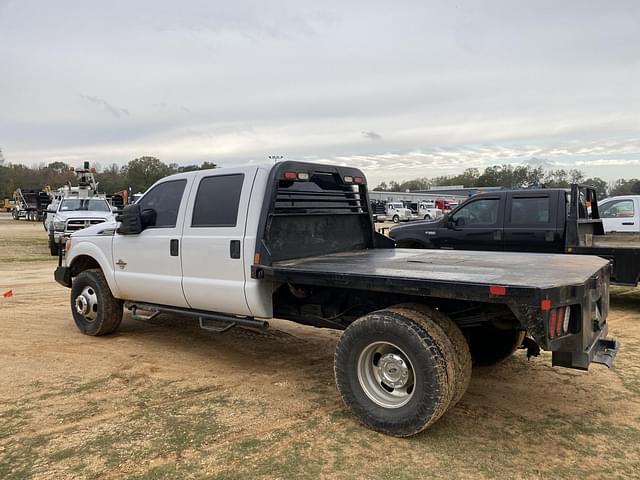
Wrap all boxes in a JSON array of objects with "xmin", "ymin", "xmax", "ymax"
[{"xmin": 390, "ymin": 184, "xmax": 640, "ymax": 286}]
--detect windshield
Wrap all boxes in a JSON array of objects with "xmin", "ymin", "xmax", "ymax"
[{"xmin": 59, "ymin": 198, "xmax": 110, "ymax": 212}]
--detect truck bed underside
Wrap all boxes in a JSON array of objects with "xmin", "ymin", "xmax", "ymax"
[{"xmin": 256, "ymin": 249, "xmax": 609, "ymax": 309}]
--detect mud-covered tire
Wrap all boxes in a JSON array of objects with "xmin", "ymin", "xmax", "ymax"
[
  {"xmin": 70, "ymin": 269, "xmax": 123, "ymax": 336},
  {"xmin": 467, "ymin": 325, "xmax": 525, "ymax": 366},
  {"xmin": 334, "ymin": 306, "xmax": 459, "ymax": 437},
  {"xmin": 393, "ymin": 304, "xmax": 472, "ymax": 407},
  {"xmin": 392, "ymin": 215, "xmax": 400, "ymax": 223},
  {"xmin": 49, "ymin": 234, "xmax": 59, "ymax": 256}
]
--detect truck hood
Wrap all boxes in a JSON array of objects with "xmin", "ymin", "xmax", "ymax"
[
  {"xmin": 70, "ymin": 218, "xmax": 118, "ymax": 237},
  {"xmin": 389, "ymin": 217, "xmax": 442, "ymax": 238},
  {"xmin": 55, "ymin": 211, "xmax": 115, "ymax": 222}
]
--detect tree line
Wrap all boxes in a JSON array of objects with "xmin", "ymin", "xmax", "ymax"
[
  {"xmin": 0, "ymin": 156, "xmax": 217, "ymax": 200},
  {"xmin": 373, "ymin": 164, "xmax": 640, "ymax": 198}
]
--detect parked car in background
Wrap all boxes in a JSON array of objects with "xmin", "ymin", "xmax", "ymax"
[{"xmin": 598, "ymin": 195, "xmax": 640, "ymax": 233}]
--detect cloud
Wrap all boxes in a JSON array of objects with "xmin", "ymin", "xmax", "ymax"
[
  {"xmin": 362, "ymin": 131, "xmax": 382, "ymax": 140},
  {"xmin": 575, "ymin": 159, "xmax": 640, "ymax": 166},
  {"xmin": 81, "ymin": 95, "xmax": 130, "ymax": 118}
]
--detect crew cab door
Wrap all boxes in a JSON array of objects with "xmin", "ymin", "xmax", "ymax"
[
  {"xmin": 503, "ymin": 192, "xmax": 563, "ymax": 252},
  {"xmin": 112, "ymin": 178, "xmax": 191, "ymax": 307},
  {"xmin": 180, "ymin": 168, "xmax": 256, "ymax": 316},
  {"xmin": 599, "ymin": 198, "xmax": 639, "ymax": 232},
  {"xmin": 435, "ymin": 195, "xmax": 504, "ymax": 250}
]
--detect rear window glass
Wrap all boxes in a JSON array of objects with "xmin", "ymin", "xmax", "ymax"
[
  {"xmin": 510, "ymin": 197, "xmax": 550, "ymax": 225},
  {"xmin": 192, "ymin": 174, "xmax": 244, "ymax": 227}
]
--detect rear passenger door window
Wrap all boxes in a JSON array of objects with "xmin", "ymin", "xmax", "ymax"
[
  {"xmin": 509, "ymin": 196, "xmax": 551, "ymax": 225},
  {"xmin": 192, "ymin": 174, "xmax": 245, "ymax": 227}
]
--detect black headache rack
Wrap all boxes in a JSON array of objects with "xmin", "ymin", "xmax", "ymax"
[
  {"xmin": 565, "ymin": 183, "xmax": 605, "ymax": 249},
  {"xmin": 566, "ymin": 184, "xmax": 640, "ymax": 285},
  {"xmin": 253, "ymin": 161, "xmax": 393, "ymax": 267}
]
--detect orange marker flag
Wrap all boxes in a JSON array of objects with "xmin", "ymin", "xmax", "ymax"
[{"xmin": 2, "ymin": 290, "xmax": 13, "ymax": 298}]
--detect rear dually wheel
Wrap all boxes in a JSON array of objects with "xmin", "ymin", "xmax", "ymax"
[{"xmin": 334, "ymin": 305, "xmax": 469, "ymax": 437}]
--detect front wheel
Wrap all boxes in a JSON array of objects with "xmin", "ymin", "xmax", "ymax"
[
  {"xmin": 70, "ymin": 269, "xmax": 123, "ymax": 336},
  {"xmin": 334, "ymin": 306, "xmax": 468, "ymax": 437},
  {"xmin": 392, "ymin": 215, "xmax": 400, "ymax": 223},
  {"xmin": 49, "ymin": 234, "xmax": 59, "ymax": 256},
  {"xmin": 423, "ymin": 214, "xmax": 431, "ymax": 220}
]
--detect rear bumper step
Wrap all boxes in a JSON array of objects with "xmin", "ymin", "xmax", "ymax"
[{"xmin": 591, "ymin": 338, "xmax": 620, "ymax": 369}]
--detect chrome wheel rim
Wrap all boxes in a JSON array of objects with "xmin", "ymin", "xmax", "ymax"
[
  {"xmin": 75, "ymin": 285, "xmax": 98, "ymax": 322},
  {"xmin": 357, "ymin": 341, "xmax": 415, "ymax": 408}
]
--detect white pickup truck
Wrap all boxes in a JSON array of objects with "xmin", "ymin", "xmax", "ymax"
[
  {"xmin": 47, "ymin": 197, "xmax": 116, "ymax": 256},
  {"xmin": 598, "ymin": 195, "xmax": 640, "ymax": 233},
  {"xmin": 55, "ymin": 161, "xmax": 618, "ymax": 437}
]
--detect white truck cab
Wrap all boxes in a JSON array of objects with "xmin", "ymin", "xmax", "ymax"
[
  {"xmin": 416, "ymin": 201, "xmax": 443, "ymax": 220},
  {"xmin": 598, "ymin": 195, "xmax": 640, "ymax": 233}
]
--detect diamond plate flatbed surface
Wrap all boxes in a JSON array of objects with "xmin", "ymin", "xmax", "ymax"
[{"xmin": 269, "ymin": 249, "xmax": 609, "ymax": 289}]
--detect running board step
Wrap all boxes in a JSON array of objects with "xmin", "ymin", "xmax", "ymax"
[{"xmin": 124, "ymin": 302, "xmax": 269, "ymax": 333}]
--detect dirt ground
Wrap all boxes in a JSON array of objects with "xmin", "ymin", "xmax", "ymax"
[{"xmin": 1, "ymin": 215, "xmax": 639, "ymax": 479}]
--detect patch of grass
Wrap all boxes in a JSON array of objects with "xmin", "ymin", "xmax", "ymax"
[
  {"xmin": 0, "ymin": 434, "xmax": 50, "ymax": 480},
  {"xmin": 0, "ymin": 407, "xmax": 30, "ymax": 440}
]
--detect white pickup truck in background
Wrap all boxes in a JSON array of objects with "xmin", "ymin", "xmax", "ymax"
[
  {"xmin": 47, "ymin": 197, "xmax": 115, "ymax": 256},
  {"xmin": 598, "ymin": 195, "xmax": 640, "ymax": 233},
  {"xmin": 54, "ymin": 161, "xmax": 618, "ymax": 437}
]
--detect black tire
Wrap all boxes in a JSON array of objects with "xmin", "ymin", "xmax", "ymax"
[
  {"xmin": 70, "ymin": 269, "xmax": 123, "ymax": 336},
  {"xmin": 11, "ymin": 209, "xmax": 18, "ymax": 220},
  {"xmin": 423, "ymin": 214, "xmax": 431, "ymax": 220},
  {"xmin": 394, "ymin": 304, "xmax": 471, "ymax": 407},
  {"xmin": 334, "ymin": 306, "xmax": 458, "ymax": 437},
  {"xmin": 49, "ymin": 234, "xmax": 59, "ymax": 256},
  {"xmin": 392, "ymin": 215, "xmax": 400, "ymax": 223},
  {"xmin": 467, "ymin": 325, "xmax": 525, "ymax": 366}
]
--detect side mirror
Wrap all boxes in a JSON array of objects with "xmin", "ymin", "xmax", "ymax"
[
  {"xmin": 116, "ymin": 204, "xmax": 143, "ymax": 235},
  {"xmin": 444, "ymin": 215, "xmax": 454, "ymax": 228},
  {"xmin": 141, "ymin": 208, "xmax": 157, "ymax": 228}
]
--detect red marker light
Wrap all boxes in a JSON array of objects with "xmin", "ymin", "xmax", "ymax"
[
  {"xmin": 283, "ymin": 171, "xmax": 297, "ymax": 180},
  {"xmin": 541, "ymin": 299, "xmax": 552, "ymax": 311},
  {"xmin": 354, "ymin": 176, "xmax": 364, "ymax": 184},
  {"xmin": 489, "ymin": 285, "xmax": 506, "ymax": 296}
]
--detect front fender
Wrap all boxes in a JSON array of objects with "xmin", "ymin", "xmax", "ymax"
[{"xmin": 66, "ymin": 238, "xmax": 120, "ymax": 298}]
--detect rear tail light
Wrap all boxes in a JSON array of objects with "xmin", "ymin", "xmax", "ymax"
[
  {"xmin": 283, "ymin": 171, "xmax": 310, "ymax": 181},
  {"xmin": 548, "ymin": 306, "xmax": 573, "ymax": 338},
  {"xmin": 354, "ymin": 176, "xmax": 364, "ymax": 184}
]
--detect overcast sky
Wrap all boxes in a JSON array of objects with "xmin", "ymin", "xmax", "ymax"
[{"xmin": 1, "ymin": 0, "xmax": 639, "ymax": 185}]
